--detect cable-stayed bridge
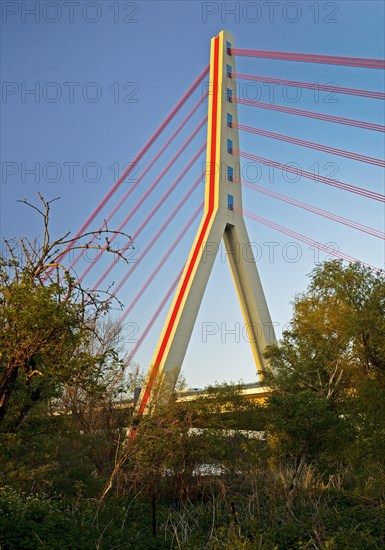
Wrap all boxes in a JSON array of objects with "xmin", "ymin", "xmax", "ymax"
[{"xmin": 51, "ymin": 30, "xmax": 384, "ymax": 418}]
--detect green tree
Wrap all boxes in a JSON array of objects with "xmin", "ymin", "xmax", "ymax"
[
  {"xmin": 264, "ymin": 260, "xmax": 385, "ymax": 499},
  {"xmin": 0, "ymin": 195, "xmax": 136, "ymax": 496},
  {"xmin": 0, "ymin": 194, "xmax": 131, "ymax": 426}
]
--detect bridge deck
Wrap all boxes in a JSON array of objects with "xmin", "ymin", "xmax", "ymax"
[{"xmin": 176, "ymin": 383, "xmax": 272, "ymax": 402}]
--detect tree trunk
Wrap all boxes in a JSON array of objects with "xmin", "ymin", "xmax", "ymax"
[
  {"xmin": 0, "ymin": 363, "xmax": 19, "ymax": 424},
  {"xmin": 287, "ymin": 443, "xmax": 309, "ymax": 505},
  {"xmin": 151, "ymin": 493, "xmax": 157, "ymax": 537}
]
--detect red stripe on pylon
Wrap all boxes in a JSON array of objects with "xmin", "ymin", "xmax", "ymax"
[{"xmin": 138, "ymin": 37, "xmax": 220, "ymax": 415}]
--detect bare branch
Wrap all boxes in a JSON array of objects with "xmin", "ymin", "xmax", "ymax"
[{"xmin": 17, "ymin": 197, "xmax": 45, "ymax": 218}]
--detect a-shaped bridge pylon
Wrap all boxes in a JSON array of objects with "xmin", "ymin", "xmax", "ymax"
[{"xmin": 135, "ymin": 30, "xmax": 276, "ymax": 415}]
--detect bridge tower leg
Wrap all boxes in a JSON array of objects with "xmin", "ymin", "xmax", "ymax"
[{"xmin": 135, "ymin": 30, "xmax": 276, "ymax": 415}]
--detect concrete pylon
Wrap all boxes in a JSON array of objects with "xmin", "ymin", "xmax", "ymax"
[{"xmin": 135, "ymin": 30, "xmax": 276, "ymax": 415}]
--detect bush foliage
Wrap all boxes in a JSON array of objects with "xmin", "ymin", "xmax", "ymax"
[{"xmin": 1, "ymin": 203, "xmax": 385, "ymax": 549}]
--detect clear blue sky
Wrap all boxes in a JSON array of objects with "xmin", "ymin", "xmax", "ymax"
[{"xmin": 1, "ymin": 1, "xmax": 384, "ymax": 387}]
